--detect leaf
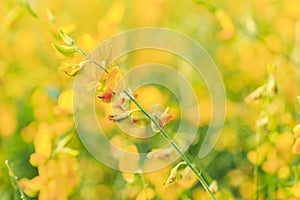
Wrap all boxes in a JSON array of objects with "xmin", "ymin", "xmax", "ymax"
[
  {"xmin": 57, "ymin": 134, "xmax": 73, "ymax": 150},
  {"xmin": 60, "ymin": 64, "xmax": 81, "ymax": 76},
  {"xmin": 18, "ymin": 0, "xmax": 38, "ymax": 18},
  {"xmin": 59, "ymin": 29, "xmax": 75, "ymax": 46},
  {"xmin": 47, "ymin": 10, "xmax": 55, "ymax": 23},
  {"xmin": 60, "ymin": 60, "xmax": 90, "ymax": 77},
  {"xmin": 61, "ymin": 147, "xmax": 79, "ymax": 157},
  {"xmin": 52, "ymin": 43, "xmax": 78, "ymax": 57}
]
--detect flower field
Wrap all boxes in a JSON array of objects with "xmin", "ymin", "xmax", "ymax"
[{"xmin": 0, "ymin": 0, "xmax": 300, "ymax": 199}]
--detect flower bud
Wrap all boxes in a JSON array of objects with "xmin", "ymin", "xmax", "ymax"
[
  {"xmin": 52, "ymin": 43, "xmax": 78, "ymax": 57},
  {"xmin": 108, "ymin": 112, "xmax": 130, "ymax": 122},
  {"xmin": 164, "ymin": 162, "xmax": 186, "ymax": 187},
  {"xmin": 209, "ymin": 180, "xmax": 218, "ymax": 194},
  {"xmin": 147, "ymin": 148, "xmax": 173, "ymax": 159},
  {"xmin": 98, "ymin": 90, "xmax": 115, "ymax": 103},
  {"xmin": 244, "ymin": 84, "xmax": 266, "ymax": 104},
  {"xmin": 149, "ymin": 104, "xmax": 173, "ymax": 133},
  {"xmin": 59, "ymin": 29, "xmax": 75, "ymax": 46}
]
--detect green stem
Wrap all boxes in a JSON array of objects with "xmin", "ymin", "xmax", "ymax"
[
  {"xmin": 78, "ymin": 49, "xmax": 216, "ymax": 200},
  {"xmin": 140, "ymin": 173, "xmax": 149, "ymax": 200},
  {"xmin": 124, "ymin": 90, "xmax": 216, "ymax": 200},
  {"xmin": 254, "ymin": 126, "xmax": 261, "ymax": 200},
  {"xmin": 76, "ymin": 47, "xmax": 109, "ymax": 73},
  {"xmin": 189, "ymin": 153, "xmax": 213, "ymax": 183},
  {"xmin": 5, "ymin": 160, "xmax": 27, "ymax": 200}
]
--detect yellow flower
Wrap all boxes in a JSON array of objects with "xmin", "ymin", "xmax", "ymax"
[
  {"xmin": 136, "ymin": 188, "xmax": 155, "ymax": 200},
  {"xmin": 30, "ymin": 123, "xmax": 52, "ymax": 166},
  {"xmin": 104, "ymin": 66, "xmax": 123, "ymax": 90},
  {"xmin": 215, "ymin": 9, "xmax": 235, "ymax": 41},
  {"xmin": 55, "ymin": 89, "xmax": 74, "ymax": 114},
  {"xmin": 0, "ymin": 103, "xmax": 17, "ymax": 137},
  {"xmin": 292, "ymin": 138, "xmax": 300, "ymax": 154},
  {"xmin": 293, "ymin": 124, "xmax": 300, "ymax": 137}
]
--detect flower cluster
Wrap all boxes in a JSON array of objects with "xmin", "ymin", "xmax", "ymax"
[
  {"xmin": 18, "ymin": 124, "xmax": 79, "ymax": 199},
  {"xmin": 53, "ymin": 29, "xmax": 174, "ymax": 132},
  {"xmin": 51, "ymin": 29, "xmax": 197, "ymax": 200},
  {"xmin": 293, "ymin": 125, "xmax": 300, "ymax": 153},
  {"xmin": 292, "ymin": 97, "xmax": 300, "ymax": 154},
  {"xmin": 244, "ymin": 66, "xmax": 300, "ymax": 199}
]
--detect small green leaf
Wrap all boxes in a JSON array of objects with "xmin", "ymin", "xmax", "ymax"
[
  {"xmin": 47, "ymin": 9, "xmax": 55, "ymax": 23},
  {"xmin": 59, "ymin": 29, "xmax": 75, "ymax": 46},
  {"xmin": 18, "ymin": 0, "xmax": 38, "ymax": 18},
  {"xmin": 52, "ymin": 43, "xmax": 78, "ymax": 57},
  {"xmin": 61, "ymin": 147, "xmax": 80, "ymax": 157},
  {"xmin": 58, "ymin": 134, "xmax": 73, "ymax": 148},
  {"xmin": 60, "ymin": 60, "xmax": 91, "ymax": 76},
  {"xmin": 5, "ymin": 160, "xmax": 28, "ymax": 200}
]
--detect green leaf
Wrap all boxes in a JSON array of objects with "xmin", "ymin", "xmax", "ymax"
[
  {"xmin": 5, "ymin": 160, "xmax": 28, "ymax": 200},
  {"xmin": 18, "ymin": 0, "xmax": 38, "ymax": 18},
  {"xmin": 59, "ymin": 29, "xmax": 75, "ymax": 46},
  {"xmin": 61, "ymin": 147, "xmax": 80, "ymax": 157},
  {"xmin": 47, "ymin": 9, "xmax": 55, "ymax": 23},
  {"xmin": 52, "ymin": 43, "xmax": 78, "ymax": 57},
  {"xmin": 60, "ymin": 60, "xmax": 91, "ymax": 76}
]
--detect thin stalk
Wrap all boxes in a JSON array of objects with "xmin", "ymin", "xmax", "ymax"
[
  {"xmin": 124, "ymin": 90, "xmax": 216, "ymax": 200},
  {"xmin": 254, "ymin": 126, "xmax": 261, "ymax": 200},
  {"xmin": 188, "ymin": 154, "xmax": 214, "ymax": 183},
  {"xmin": 5, "ymin": 160, "xmax": 27, "ymax": 200},
  {"xmin": 78, "ymin": 49, "xmax": 216, "ymax": 200},
  {"xmin": 140, "ymin": 173, "xmax": 149, "ymax": 200},
  {"xmin": 76, "ymin": 47, "xmax": 109, "ymax": 73}
]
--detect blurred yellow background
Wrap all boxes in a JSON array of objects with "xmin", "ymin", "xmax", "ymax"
[{"xmin": 0, "ymin": 0, "xmax": 300, "ymax": 199}]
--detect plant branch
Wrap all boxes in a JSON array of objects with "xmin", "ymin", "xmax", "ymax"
[
  {"xmin": 5, "ymin": 160, "xmax": 27, "ymax": 200},
  {"xmin": 124, "ymin": 90, "xmax": 216, "ymax": 200},
  {"xmin": 76, "ymin": 47, "xmax": 109, "ymax": 73},
  {"xmin": 78, "ymin": 47, "xmax": 216, "ymax": 200}
]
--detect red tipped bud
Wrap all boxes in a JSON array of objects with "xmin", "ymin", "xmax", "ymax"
[{"xmin": 98, "ymin": 90, "xmax": 115, "ymax": 103}]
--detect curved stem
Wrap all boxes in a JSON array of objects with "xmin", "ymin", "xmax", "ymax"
[
  {"xmin": 5, "ymin": 160, "xmax": 27, "ymax": 200},
  {"xmin": 124, "ymin": 90, "xmax": 216, "ymax": 200},
  {"xmin": 254, "ymin": 126, "xmax": 261, "ymax": 200},
  {"xmin": 76, "ymin": 47, "xmax": 109, "ymax": 73},
  {"xmin": 140, "ymin": 173, "xmax": 149, "ymax": 200},
  {"xmin": 77, "ymin": 48, "xmax": 216, "ymax": 200}
]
